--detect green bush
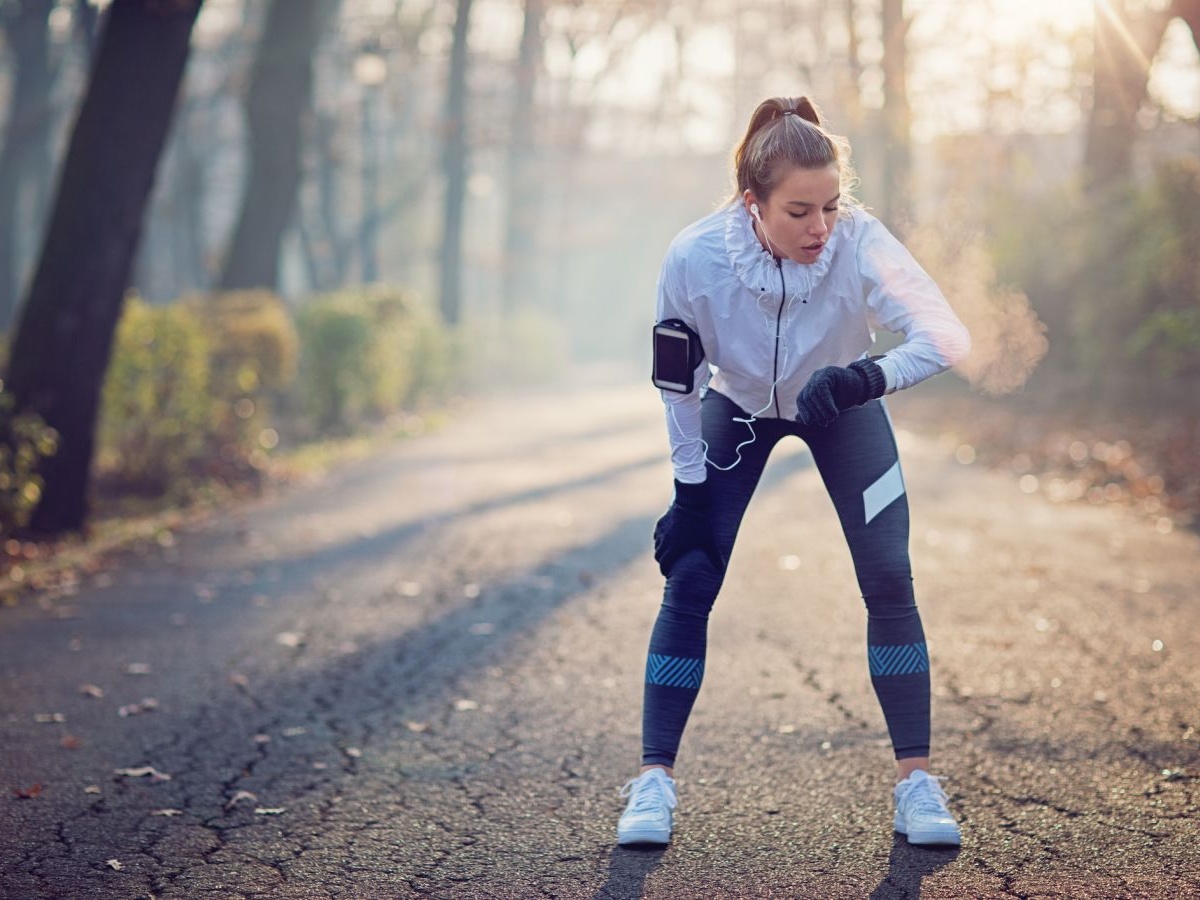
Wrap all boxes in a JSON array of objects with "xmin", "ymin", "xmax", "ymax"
[
  {"xmin": 186, "ymin": 290, "xmax": 299, "ymax": 463},
  {"xmin": 96, "ymin": 291, "xmax": 300, "ymax": 501},
  {"xmin": 97, "ymin": 296, "xmax": 212, "ymax": 495},
  {"xmin": 296, "ymin": 298, "xmax": 374, "ymax": 431},
  {"xmin": 986, "ymin": 158, "xmax": 1200, "ymax": 404},
  {"xmin": 295, "ymin": 287, "xmax": 458, "ymax": 431},
  {"xmin": 0, "ymin": 388, "xmax": 58, "ymax": 533}
]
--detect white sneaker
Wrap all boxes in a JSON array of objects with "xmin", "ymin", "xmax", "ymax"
[
  {"xmin": 894, "ymin": 770, "xmax": 961, "ymax": 846},
  {"xmin": 617, "ymin": 768, "xmax": 677, "ymax": 845}
]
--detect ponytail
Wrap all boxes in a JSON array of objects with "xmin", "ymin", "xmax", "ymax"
[
  {"xmin": 794, "ymin": 96, "xmax": 821, "ymax": 126},
  {"xmin": 731, "ymin": 95, "xmax": 856, "ymax": 208}
]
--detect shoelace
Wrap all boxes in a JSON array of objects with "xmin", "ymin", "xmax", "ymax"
[
  {"xmin": 904, "ymin": 775, "xmax": 951, "ymax": 818},
  {"xmin": 619, "ymin": 774, "xmax": 677, "ymax": 814}
]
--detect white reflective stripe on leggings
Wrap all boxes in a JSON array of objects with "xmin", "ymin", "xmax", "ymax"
[{"xmin": 863, "ymin": 460, "xmax": 905, "ymax": 524}]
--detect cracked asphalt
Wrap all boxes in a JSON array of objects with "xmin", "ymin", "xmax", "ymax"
[{"xmin": 1, "ymin": 372, "xmax": 1198, "ymax": 899}]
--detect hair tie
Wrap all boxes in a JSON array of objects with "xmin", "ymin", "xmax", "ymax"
[{"xmin": 781, "ymin": 110, "xmax": 794, "ymax": 117}]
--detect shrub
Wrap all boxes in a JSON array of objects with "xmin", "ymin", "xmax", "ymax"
[
  {"xmin": 97, "ymin": 296, "xmax": 212, "ymax": 496},
  {"xmin": 985, "ymin": 159, "xmax": 1200, "ymax": 405},
  {"xmin": 0, "ymin": 387, "xmax": 58, "ymax": 534},
  {"xmin": 186, "ymin": 290, "xmax": 299, "ymax": 466},
  {"xmin": 295, "ymin": 287, "xmax": 458, "ymax": 431}
]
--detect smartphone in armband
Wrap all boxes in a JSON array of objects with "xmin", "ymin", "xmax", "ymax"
[{"xmin": 652, "ymin": 319, "xmax": 704, "ymax": 393}]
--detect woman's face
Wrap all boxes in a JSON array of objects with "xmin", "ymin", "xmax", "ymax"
[{"xmin": 747, "ymin": 163, "xmax": 841, "ymax": 265}]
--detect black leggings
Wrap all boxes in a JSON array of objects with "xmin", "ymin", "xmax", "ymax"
[{"xmin": 642, "ymin": 389, "xmax": 931, "ymax": 766}]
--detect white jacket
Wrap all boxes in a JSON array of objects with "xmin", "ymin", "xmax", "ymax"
[{"xmin": 657, "ymin": 203, "xmax": 971, "ymax": 483}]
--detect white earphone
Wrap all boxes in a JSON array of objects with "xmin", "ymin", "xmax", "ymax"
[{"xmin": 750, "ymin": 202, "xmax": 761, "ymax": 220}]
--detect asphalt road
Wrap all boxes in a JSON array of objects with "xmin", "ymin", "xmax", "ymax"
[{"xmin": 1, "ymin": 374, "xmax": 1198, "ymax": 899}]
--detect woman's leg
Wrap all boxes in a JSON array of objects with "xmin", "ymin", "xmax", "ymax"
[
  {"xmin": 802, "ymin": 400, "xmax": 931, "ymax": 770},
  {"xmin": 641, "ymin": 391, "xmax": 783, "ymax": 769}
]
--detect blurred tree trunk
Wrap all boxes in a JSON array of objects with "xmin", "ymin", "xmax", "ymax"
[
  {"xmin": 1175, "ymin": 0, "xmax": 1200, "ymax": 53},
  {"xmin": 2, "ymin": 0, "xmax": 202, "ymax": 537},
  {"xmin": 880, "ymin": 0, "xmax": 911, "ymax": 231},
  {"xmin": 502, "ymin": 0, "xmax": 543, "ymax": 314},
  {"xmin": 438, "ymin": 0, "xmax": 473, "ymax": 326},
  {"xmin": 0, "ymin": 0, "xmax": 54, "ymax": 333},
  {"xmin": 1084, "ymin": 1, "xmax": 1172, "ymax": 187},
  {"xmin": 73, "ymin": 0, "xmax": 103, "ymax": 59},
  {"xmin": 219, "ymin": 0, "xmax": 335, "ymax": 291}
]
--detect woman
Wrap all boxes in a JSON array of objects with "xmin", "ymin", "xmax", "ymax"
[{"xmin": 618, "ymin": 96, "xmax": 971, "ymax": 847}]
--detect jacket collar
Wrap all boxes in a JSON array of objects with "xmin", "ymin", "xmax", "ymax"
[{"xmin": 723, "ymin": 202, "xmax": 840, "ymax": 297}]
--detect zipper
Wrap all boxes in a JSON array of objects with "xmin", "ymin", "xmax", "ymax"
[{"xmin": 772, "ymin": 259, "xmax": 786, "ymax": 418}]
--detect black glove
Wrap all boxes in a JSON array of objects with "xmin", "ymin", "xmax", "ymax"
[
  {"xmin": 652, "ymin": 479, "xmax": 721, "ymax": 578},
  {"xmin": 794, "ymin": 359, "xmax": 887, "ymax": 427}
]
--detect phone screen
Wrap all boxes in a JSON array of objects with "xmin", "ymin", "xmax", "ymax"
[{"xmin": 653, "ymin": 327, "xmax": 692, "ymax": 391}]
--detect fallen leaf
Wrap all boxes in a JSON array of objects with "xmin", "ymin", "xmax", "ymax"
[
  {"xmin": 224, "ymin": 790, "xmax": 257, "ymax": 811},
  {"xmin": 405, "ymin": 721, "xmax": 430, "ymax": 733},
  {"xmin": 344, "ymin": 747, "xmax": 362, "ymax": 758},
  {"xmin": 122, "ymin": 663, "xmax": 151, "ymax": 676},
  {"xmin": 118, "ymin": 698, "xmax": 159, "ymax": 717},
  {"xmin": 13, "ymin": 784, "xmax": 42, "ymax": 799},
  {"xmin": 84, "ymin": 785, "xmax": 101, "ymax": 795},
  {"xmin": 79, "ymin": 684, "xmax": 105, "ymax": 699},
  {"xmin": 105, "ymin": 859, "xmax": 124, "ymax": 871},
  {"xmin": 229, "ymin": 673, "xmax": 250, "ymax": 689},
  {"xmin": 281, "ymin": 727, "xmax": 307, "ymax": 738},
  {"xmin": 113, "ymin": 766, "xmax": 171, "ymax": 783},
  {"xmin": 151, "ymin": 808, "xmax": 182, "ymax": 817},
  {"xmin": 254, "ymin": 807, "xmax": 286, "ymax": 815},
  {"xmin": 454, "ymin": 699, "xmax": 478, "ymax": 712},
  {"xmin": 60, "ymin": 735, "xmax": 82, "ymax": 750},
  {"xmin": 33, "ymin": 712, "xmax": 66, "ymax": 724},
  {"xmin": 276, "ymin": 631, "xmax": 304, "ymax": 649},
  {"xmin": 253, "ymin": 733, "xmax": 271, "ymax": 744}
]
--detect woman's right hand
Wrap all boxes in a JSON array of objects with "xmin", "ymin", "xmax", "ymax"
[{"xmin": 652, "ymin": 480, "xmax": 721, "ymax": 578}]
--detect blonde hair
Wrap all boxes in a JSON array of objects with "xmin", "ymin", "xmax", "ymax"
[{"xmin": 731, "ymin": 96, "xmax": 858, "ymax": 211}]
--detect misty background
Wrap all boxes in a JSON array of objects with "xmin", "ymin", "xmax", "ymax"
[{"xmin": 0, "ymin": 0, "xmax": 1197, "ymax": 540}]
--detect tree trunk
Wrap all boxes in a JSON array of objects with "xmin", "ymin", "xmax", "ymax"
[
  {"xmin": 502, "ymin": 0, "xmax": 543, "ymax": 314},
  {"xmin": 73, "ymin": 0, "xmax": 103, "ymax": 59},
  {"xmin": 1084, "ymin": 0, "xmax": 1172, "ymax": 187},
  {"xmin": 880, "ymin": 0, "xmax": 912, "ymax": 231},
  {"xmin": 218, "ymin": 0, "xmax": 333, "ymax": 291},
  {"xmin": 0, "ymin": 0, "xmax": 55, "ymax": 333},
  {"xmin": 438, "ymin": 0, "xmax": 474, "ymax": 326},
  {"xmin": 2, "ymin": 0, "xmax": 202, "ymax": 537},
  {"xmin": 1174, "ymin": 0, "xmax": 1200, "ymax": 59}
]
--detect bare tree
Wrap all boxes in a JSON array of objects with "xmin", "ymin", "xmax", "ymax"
[
  {"xmin": 879, "ymin": 0, "xmax": 912, "ymax": 229},
  {"xmin": 0, "ymin": 0, "xmax": 54, "ymax": 332},
  {"xmin": 502, "ymin": 0, "xmax": 544, "ymax": 314},
  {"xmin": 438, "ymin": 0, "xmax": 473, "ymax": 325},
  {"xmin": 1085, "ymin": 0, "xmax": 1173, "ymax": 186},
  {"xmin": 219, "ymin": 0, "xmax": 336, "ymax": 291},
  {"xmin": 1174, "ymin": 0, "xmax": 1200, "ymax": 61},
  {"xmin": 2, "ymin": 0, "xmax": 203, "ymax": 536},
  {"xmin": 73, "ymin": 0, "xmax": 103, "ymax": 59}
]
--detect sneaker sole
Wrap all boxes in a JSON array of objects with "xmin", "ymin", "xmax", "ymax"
[
  {"xmin": 617, "ymin": 827, "xmax": 671, "ymax": 846},
  {"xmin": 894, "ymin": 816, "xmax": 961, "ymax": 846}
]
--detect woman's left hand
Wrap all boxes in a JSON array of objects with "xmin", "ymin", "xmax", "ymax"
[{"xmin": 794, "ymin": 359, "xmax": 887, "ymax": 427}]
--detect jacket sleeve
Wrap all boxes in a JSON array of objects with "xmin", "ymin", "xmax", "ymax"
[
  {"xmin": 858, "ymin": 219, "xmax": 971, "ymax": 392},
  {"xmin": 656, "ymin": 251, "xmax": 709, "ymax": 484}
]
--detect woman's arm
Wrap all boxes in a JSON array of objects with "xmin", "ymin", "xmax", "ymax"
[
  {"xmin": 656, "ymin": 253, "xmax": 709, "ymax": 483},
  {"xmin": 858, "ymin": 219, "xmax": 971, "ymax": 392}
]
